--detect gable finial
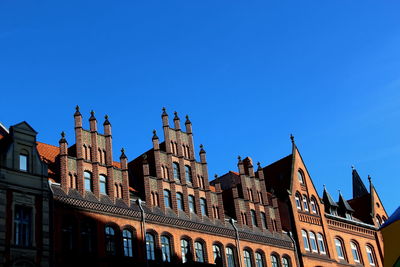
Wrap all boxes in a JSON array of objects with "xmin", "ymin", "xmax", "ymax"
[
  {"xmin": 74, "ymin": 105, "xmax": 81, "ymax": 116},
  {"xmin": 290, "ymin": 134, "xmax": 295, "ymax": 143},
  {"xmin": 152, "ymin": 129, "xmax": 158, "ymax": 140},
  {"xmin": 238, "ymin": 155, "xmax": 242, "ymax": 162},
  {"xmin": 257, "ymin": 161, "xmax": 261, "ymax": 170},
  {"xmin": 89, "ymin": 110, "xmax": 96, "ymax": 121},
  {"xmin": 368, "ymin": 175, "xmax": 371, "ymax": 181},
  {"xmin": 61, "ymin": 131, "xmax": 65, "ymax": 138},
  {"xmin": 185, "ymin": 115, "xmax": 191, "ymax": 124}
]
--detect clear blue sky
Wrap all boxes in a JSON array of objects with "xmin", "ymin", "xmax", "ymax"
[{"xmin": 1, "ymin": 1, "xmax": 399, "ymax": 215}]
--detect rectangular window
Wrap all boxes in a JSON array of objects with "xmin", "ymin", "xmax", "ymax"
[
  {"xmin": 14, "ymin": 206, "xmax": 32, "ymax": 247},
  {"xmin": 19, "ymin": 154, "xmax": 28, "ymax": 171}
]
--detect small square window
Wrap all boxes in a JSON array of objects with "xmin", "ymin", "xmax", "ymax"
[{"xmin": 19, "ymin": 154, "xmax": 28, "ymax": 171}]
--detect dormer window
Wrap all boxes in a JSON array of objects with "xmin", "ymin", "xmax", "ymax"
[
  {"xmin": 330, "ymin": 207, "xmax": 338, "ymax": 216},
  {"xmin": 19, "ymin": 154, "xmax": 28, "ymax": 172},
  {"xmin": 346, "ymin": 213, "xmax": 352, "ymax": 220}
]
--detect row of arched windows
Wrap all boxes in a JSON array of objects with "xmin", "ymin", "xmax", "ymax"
[
  {"xmin": 61, "ymin": 219, "xmax": 135, "ymax": 258},
  {"xmin": 301, "ymin": 230, "xmax": 326, "ymax": 255},
  {"xmin": 246, "ymin": 188, "xmax": 264, "ymax": 204},
  {"xmin": 80, "ymin": 171, "xmax": 123, "ymax": 198},
  {"xmin": 170, "ymin": 141, "xmax": 191, "ymax": 159},
  {"xmin": 241, "ymin": 210, "xmax": 268, "ymax": 229},
  {"xmin": 376, "ymin": 214, "xmax": 387, "ymax": 227},
  {"xmin": 145, "ymin": 230, "xmax": 291, "ymax": 267},
  {"xmin": 82, "ymin": 145, "xmax": 107, "ymax": 164},
  {"xmin": 295, "ymin": 192, "xmax": 318, "ymax": 215},
  {"xmin": 156, "ymin": 190, "xmax": 209, "ymax": 216},
  {"xmin": 334, "ymin": 237, "xmax": 377, "ymax": 266}
]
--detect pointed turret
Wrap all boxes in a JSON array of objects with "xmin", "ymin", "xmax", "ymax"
[
  {"xmin": 338, "ymin": 190, "xmax": 354, "ymax": 219},
  {"xmin": 89, "ymin": 110, "xmax": 97, "ymax": 132},
  {"xmin": 199, "ymin": 144, "xmax": 207, "ymax": 163},
  {"xmin": 237, "ymin": 156, "xmax": 245, "ymax": 175},
  {"xmin": 323, "ymin": 185, "xmax": 338, "ymax": 215},
  {"xmin": 352, "ymin": 166, "xmax": 368, "ymax": 198},
  {"xmin": 152, "ymin": 129, "xmax": 159, "ymax": 150},
  {"xmin": 74, "ymin": 105, "xmax": 82, "ymax": 128},
  {"xmin": 161, "ymin": 107, "xmax": 169, "ymax": 127},
  {"xmin": 173, "ymin": 111, "xmax": 181, "ymax": 130},
  {"xmin": 185, "ymin": 115, "xmax": 192, "ymax": 134}
]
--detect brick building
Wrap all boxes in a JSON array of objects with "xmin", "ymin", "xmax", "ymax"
[{"xmin": 0, "ymin": 107, "xmax": 387, "ymax": 267}]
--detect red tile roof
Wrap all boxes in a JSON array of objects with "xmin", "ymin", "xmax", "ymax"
[
  {"xmin": 209, "ymin": 185, "xmax": 216, "ymax": 192},
  {"xmin": 36, "ymin": 142, "xmax": 60, "ymax": 163},
  {"xmin": 113, "ymin": 161, "xmax": 121, "ymax": 169}
]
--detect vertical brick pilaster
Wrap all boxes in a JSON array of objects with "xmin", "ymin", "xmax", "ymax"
[
  {"xmin": 104, "ymin": 124, "xmax": 114, "ymax": 201},
  {"xmin": 265, "ymin": 206, "xmax": 274, "ymax": 231},
  {"xmin": 157, "ymin": 178, "xmax": 165, "ymax": 211},
  {"xmin": 215, "ymin": 184, "xmax": 225, "ymax": 222},
  {"xmin": 144, "ymin": 177, "xmax": 151, "ymax": 204},
  {"xmin": 59, "ymin": 133, "xmax": 68, "ymax": 192},
  {"xmin": 272, "ymin": 195, "xmax": 283, "ymax": 232},
  {"xmin": 190, "ymin": 161, "xmax": 198, "ymax": 188},
  {"xmin": 120, "ymin": 151, "xmax": 129, "ymax": 205},
  {"xmin": 232, "ymin": 188, "xmax": 242, "ymax": 227},
  {"xmin": 170, "ymin": 182, "xmax": 178, "ymax": 214},
  {"xmin": 74, "ymin": 109, "xmax": 84, "ymax": 195},
  {"xmin": 194, "ymin": 190, "xmax": 201, "ymax": 217},
  {"xmin": 90, "ymin": 117, "xmax": 99, "ymax": 198},
  {"xmin": 205, "ymin": 191, "xmax": 214, "ymax": 219},
  {"xmin": 182, "ymin": 185, "xmax": 190, "ymax": 216},
  {"xmin": 255, "ymin": 203, "xmax": 262, "ymax": 230}
]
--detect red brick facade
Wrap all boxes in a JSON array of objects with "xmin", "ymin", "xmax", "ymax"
[{"xmin": 7, "ymin": 107, "xmax": 385, "ymax": 267}]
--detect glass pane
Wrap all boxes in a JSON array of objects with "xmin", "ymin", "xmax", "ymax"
[{"xmin": 19, "ymin": 154, "xmax": 28, "ymax": 171}]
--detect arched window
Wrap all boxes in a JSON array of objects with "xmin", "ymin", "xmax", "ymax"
[
  {"xmin": 105, "ymin": 226, "xmax": 116, "ymax": 255},
  {"xmin": 99, "ymin": 174, "xmax": 107, "ymax": 195},
  {"xmin": 98, "ymin": 148, "xmax": 103, "ymax": 164},
  {"xmin": 188, "ymin": 195, "xmax": 195, "ymax": 213},
  {"xmin": 366, "ymin": 245, "xmax": 376, "ymax": 266},
  {"xmin": 258, "ymin": 192, "xmax": 263, "ymax": 204},
  {"xmin": 226, "ymin": 246, "xmax": 236, "ymax": 267},
  {"xmin": 19, "ymin": 153, "xmax": 28, "ymax": 172},
  {"xmin": 164, "ymin": 189, "xmax": 171, "ymax": 208},
  {"xmin": 310, "ymin": 197, "xmax": 318, "ymax": 214},
  {"xmin": 198, "ymin": 175, "xmax": 204, "ymax": 189},
  {"xmin": 181, "ymin": 239, "xmax": 190, "ymax": 263},
  {"xmin": 213, "ymin": 244, "xmax": 222, "ymax": 263},
  {"xmin": 350, "ymin": 241, "xmax": 360, "ymax": 263},
  {"xmin": 177, "ymin": 192, "xmax": 184, "ymax": 210},
  {"xmin": 200, "ymin": 198, "xmax": 207, "ymax": 216},
  {"xmin": 302, "ymin": 195, "xmax": 309, "ymax": 211},
  {"xmin": 317, "ymin": 233, "xmax": 326, "ymax": 254},
  {"xmin": 261, "ymin": 212, "xmax": 267, "ymax": 229},
  {"xmin": 84, "ymin": 171, "xmax": 92, "ymax": 191},
  {"xmin": 251, "ymin": 210, "xmax": 258, "ymax": 227},
  {"xmin": 282, "ymin": 256, "xmax": 290, "ymax": 267},
  {"xmin": 382, "ymin": 215, "xmax": 387, "ymax": 222},
  {"xmin": 255, "ymin": 252, "xmax": 264, "ymax": 267},
  {"xmin": 195, "ymin": 241, "xmax": 205, "ymax": 262},
  {"xmin": 161, "ymin": 235, "xmax": 171, "ymax": 262},
  {"xmin": 81, "ymin": 221, "xmax": 95, "ymax": 253},
  {"xmin": 295, "ymin": 193, "xmax": 302, "ymax": 210},
  {"xmin": 271, "ymin": 254, "xmax": 280, "ymax": 267},
  {"xmin": 122, "ymin": 229, "xmax": 133, "ymax": 257},
  {"xmin": 185, "ymin": 165, "xmax": 192, "ymax": 183},
  {"xmin": 173, "ymin": 162, "xmax": 180, "ymax": 181},
  {"xmin": 146, "ymin": 233, "xmax": 155, "ymax": 260},
  {"xmin": 249, "ymin": 189, "xmax": 254, "ymax": 202},
  {"xmin": 244, "ymin": 250, "xmax": 252, "ymax": 267},
  {"xmin": 301, "ymin": 230, "xmax": 310, "ymax": 251},
  {"xmin": 309, "ymin": 232, "xmax": 318, "ymax": 253},
  {"xmin": 334, "ymin": 238, "xmax": 345, "ymax": 260},
  {"xmin": 297, "ymin": 170, "xmax": 304, "ymax": 184},
  {"xmin": 376, "ymin": 215, "xmax": 382, "ymax": 226}
]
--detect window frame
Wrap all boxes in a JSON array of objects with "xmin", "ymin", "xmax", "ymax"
[
  {"xmin": 19, "ymin": 153, "xmax": 28, "ymax": 172},
  {"xmin": 161, "ymin": 235, "xmax": 172, "ymax": 262},
  {"xmin": 99, "ymin": 174, "xmax": 107, "ymax": 195},
  {"xmin": 188, "ymin": 195, "xmax": 196, "ymax": 213},
  {"xmin": 301, "ymin": 230, "xmax": 310, "ymax": 252},
  {"xmin": 84, "ymin": 171, "xmax": 92, "ymax": 192},
  {"xmin": 334, "ymin": 238, "xmax": 345, "ymax": 260},
  {"xmin": 146, "ymin": 233, "xmax": 156, "ymax": 261},
  {"xmin": 122, "ymin": 229, "xmax": 133, "ymax": 257}
]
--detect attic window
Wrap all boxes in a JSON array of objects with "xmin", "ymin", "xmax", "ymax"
[
  {"xmin": 298, "ymin": 170, "xmax": 304, "ymax": 184},
  {"xmin": 19, "ymin": 154, "xmax": 28, "ymax": 172}
]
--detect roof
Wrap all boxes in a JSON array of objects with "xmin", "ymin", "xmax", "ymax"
[
  {"xmin": 380, "ymin": 206, "xmax": 400, "ymax": 229},
  {"xmin": 338, "ymin": 193, "xmax": 355, "ymax": 212},
  {"xmin": 209, "ymin": 185, "xmax": 216, "ymax": 192},
  {"xmin": 36, "ymin": 142, "xmax": 60, "ymax": 163},
  {"xmin": 113, "ymin": 161, "xmax": 121, "ymax": 169},
  {"xmin": 323, "ymin": 187, "xmax": 338, "ymax": 207}
]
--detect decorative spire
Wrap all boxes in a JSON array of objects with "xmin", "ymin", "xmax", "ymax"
[
  {"xmin": 238, "ymin": 155, "xmax": 242, "ymax": 162},
  {"xmin": 257, "ymin": 161, "xmax": 262, "ymax": 171},
  {"xmin": 89, "ymin": 110, "xmax": 96, "ymax": 121},
  {"xmin": 59, "ymin": 131, "xmax": 67, "ymax": 143},
  {"xmin": 152, "ymin": 129, "xmax": 158, "ymax": 140},
  {"xmin": 103, "ymin": 114, "xmax": 110, "ymax": 125},
  {"xmin": 120, "ymin": 148, "xmax": 127, "ymax": 159},
  {"xmin": 290, "ymin": 134, "xmax": 295, "ymax": 143},
  {"xmin": 185, "ymin": 115, "xmax": 191, "ymax": 125},
  {"xmin": 199, "ymin": 144, "xmax": 206, "ymax": 153},
  {"xmin": 368, "ymin": 175, "xmax": 371, "ymax": 182},
  {"xmin": 214, "ymin": 174, "xmax": 218, "ymax": 179},
  {"xmin": 174, "ymin": 111, "xmax": 180, "ymax": 120},
  {"xmin": 162, "ymin": 107, "xmax": 168, "ymax": 116},
  {"xmin": 351, "ymin": 165, "xmax": 355, "ymax": 170},
  {"xmin": 74, "ymin": 105, "xmax": 81, "ymax": 116}
]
